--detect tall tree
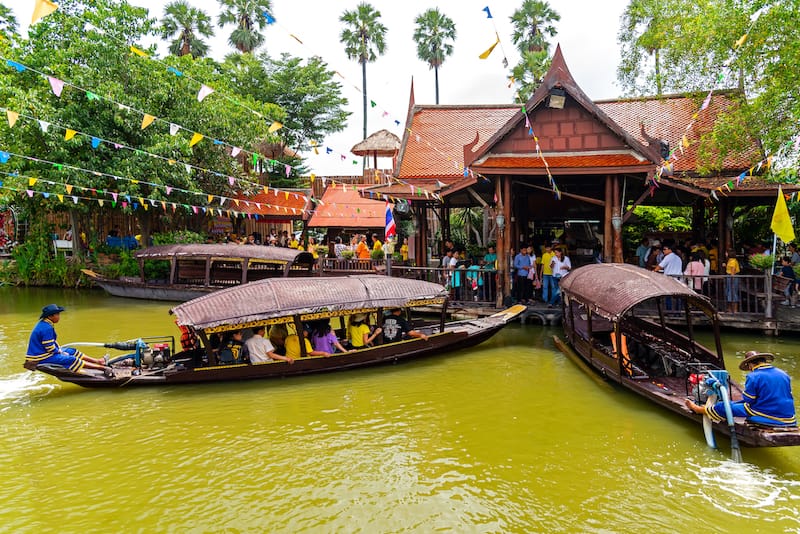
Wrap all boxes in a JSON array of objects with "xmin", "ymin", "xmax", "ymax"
[
  {"xmin": 0, "ymin": 3, "xmax": 18, "ymax": 37},
  {"xmin": 217, "ymin": 0, "xmax": 273, "ymax": 53},
  {"xmin": 617, "ymin": 0, "xmax": 675, "ymax": 95},
  {"xmin": 159, "ymin": 0, "xmax": 214, "ymax": 58},
  {"xmin": 412, "ymin": 8, "xmax": 456, "ymax": 105},
  {"xmin": 339, "ymin": 2, "xmax": 387, "ymax": 141},
  {"xmin": 509, "ymin": 0, "xmax": 560, "ymax": 100}
]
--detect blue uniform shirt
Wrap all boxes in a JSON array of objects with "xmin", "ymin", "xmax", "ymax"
[
  {"xmin": 26, "ymin": 318, "xmax": 60, "ymax": 361},
  {"xmin": 708, "ymin": 364, "xmax": 797, "ymax": 426}
]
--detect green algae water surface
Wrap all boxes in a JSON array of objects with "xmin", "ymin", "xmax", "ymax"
[{"xmin": 1, "ymin": 287, "xmax": 799, "ymax": 532}]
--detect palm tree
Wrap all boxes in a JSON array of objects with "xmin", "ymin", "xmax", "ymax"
[
  {"xmin": 0, "ymin": 3, "xmax": 18, "ymax": 37},
  {"xmin": 412, "ymin": 8, "xmax": 456, "ymax": 105},
  {"xmin": 339, "ymin": 2, "xmax": 387, "ymax": 141},
  {"xmin": 159, "ymin": 0, "xmax": 214, "ymax": 58},
  {"xmin": 509, "ymin": 0, "xmax": 559, "ymax": 97},
  {"xmin": 217, "ymin": 0, "xmax": 273, "ymax": 53}
]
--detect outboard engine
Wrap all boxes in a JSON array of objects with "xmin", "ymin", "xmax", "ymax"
[{"xmin": 143, "ymin": 343, "xmax": 172, "ymax": 369}]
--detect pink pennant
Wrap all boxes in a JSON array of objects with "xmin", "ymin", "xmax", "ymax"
[
  {"xmin": 228, "ymin": 176, "xmax": 235, "ymax": 186},
  {"xmin": 525, "ymin": 115, "xmax": 531, "ymax": 129},
  {"xmin": 197, "ymin": 84, "xmax": 215, "ymax": 102},
  {"xmin": 48, "ymin": 76, "xmax": 64, "ymax": 97},
  {"xmin": 26, "ymin": 189, "xmax": 34, "ymax": 197},
  {"xmin": 122, "ymin": 201, "xmax": 128, "ymax": 209},
  {"xmin": 192, "ymin": 206, "xmax": 198, "ymax": 214},
  {"xmin": 166, "ymin": 186, "xmax": 172, "ymax": 195},
  {"xmin": 231, "ymin": 147, "xmax": 241, "ymax": 157},
  {"xmin": 285, "ymin": 165, "xmax": 290, "ymax": 177},
  {"xmin": 111, "ymin": 192, "xmax": 118, "ymax": 202}
]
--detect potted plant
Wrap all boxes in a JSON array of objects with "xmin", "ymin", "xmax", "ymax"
[
  {"xmin": 748, "ymin": 253, "xmax": 775, "ymax": 270},
  {"xmin": 340, "ymin": 249, "xmax": 355, "ymax": 260}
]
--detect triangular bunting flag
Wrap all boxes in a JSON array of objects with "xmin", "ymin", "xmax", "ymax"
[
  {"xmin": 31, "ymin": 0, "xmax": 58, "ymax": 24},
  {"xmin": 6, "ymin": 110, "xmax": 18, "ymax": 127},
  {"xmin": 268, "ymin": 121, "xmax": 283, "ymax": 133},
  {"xmin": 169, "ymin": 123, "xmax": 179, "ymax": 136},
  {"xmin": 231, "ymin": 147, "xmax": 241, "ymax": 157},
  {"xmin": 130, "ymin": 45, "xmax": 148, "ymax": 57},
  {"xmin": 47, "ymin": 76, "xmax": 64, "ymax": 97},
  {"xmin": 141, "ymin": 114, "xmax": 155, "ymax": 129},
  {"xmin": 189, "ymin": 132, "xmax": 203, "ymax": 147},
  {"xmin": 64, "ymin": 129, "xmax": 77, "ymax": 141},
  {"xmin": 197, "ymin": 84, "xmax": 215, "ymax": 102}
]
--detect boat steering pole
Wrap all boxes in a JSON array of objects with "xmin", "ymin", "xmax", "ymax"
[{"xmin": 706, "ymin": 372, "xmax": 743, "ymax": 463}]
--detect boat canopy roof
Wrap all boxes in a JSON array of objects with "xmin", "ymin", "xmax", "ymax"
[
  {"xmin": 171, "ymin": 275, "xmax": 448, "ymax": 331},
  {"xmin": 134, "ymin": 244, "xmax": 313, "ymax": 263},
  {"xmin": 559, "ymin": 263, "xmax": 716, "ymax": 321}
]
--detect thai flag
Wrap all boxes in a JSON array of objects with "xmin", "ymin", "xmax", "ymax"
[{"xmin": 385, "ymin": 200, "xmax": 396, "ymax": 240}]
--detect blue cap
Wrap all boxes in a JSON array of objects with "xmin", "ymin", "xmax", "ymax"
[{"xmin": 40, "ymin": 304, "xmax": 66, "ymax": 319}]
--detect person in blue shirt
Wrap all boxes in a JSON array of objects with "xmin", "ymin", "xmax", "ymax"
[
  {"xmin": 26, "ymin": 304, "xmax": 109, "ymax": 374},
  {"xmin": 779, "ymin": 256, "xmax": 797, "ymax": 305},
  {"xmin": 685, "ymin": 351, "xmax": 796, "ymax": 427},
  {"xmin": 513, "ymin": 246, "xmax": 533, "ymax": 304}
]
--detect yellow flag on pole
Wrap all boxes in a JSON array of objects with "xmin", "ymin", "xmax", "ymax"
[
  {"xmin": 479, "ymin": 34, "xmax": 500, "ymax": 59},
  {"xmin": 31, "ymin": 0, "xmax": 59, "ymax": 25},
  {"xmin": 771, "ymin": 186, "xmax": 795, "ymax": 243}
]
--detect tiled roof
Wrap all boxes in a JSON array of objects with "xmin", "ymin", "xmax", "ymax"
[
  {"xmin": 397, "ymin": 105, "xmax": 519, "ymax": 179},
  {"xmin": 597, "ymin": 92, "xmax": 760, "ymax": 173},
  {"xmin": 308, "ymin": 186, "xmax": 389, "ymax": 228},
  {"xmin": 478, "ymin": 153, "xmax": 652, "ymax": 170}
]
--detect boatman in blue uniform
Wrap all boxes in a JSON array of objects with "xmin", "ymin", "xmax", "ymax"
[
  {"xmin": 685, "ymin": 351, "xmax": 797, "ymax": 427},
  {"xmin": 26, "ymin": 304, "xmax": 109, "ymax": 374}
]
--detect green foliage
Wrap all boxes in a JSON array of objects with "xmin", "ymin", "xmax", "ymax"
[
  {"xmin": 152, "ymin": 230, "xmax": 206, "ymax": 245},
  {"xmin": 144, "ymin": 259, "xmax": 171, "ymax": 280},
  {"xmin": 159, "ymin": 0, "xmax": 214, "ymax": 58},
  {"xmin": 748, "ymin": 253, "xmax": 775, "ymax": 270},
  {"xmin": 217, "ymin": 0, "xmax": 273, "ymax": 53},
  {"xmin": 98, "ymin": 248, "xmax": 139, "ymax": 279},
  {"xmin": 616, "ymin": 1, "xmax": 800, "ymax": 171},
  {"xmin": 632, "ymin": 206, "xmax": 692, "ymax": 232},
  {"xmin": 509, "ymin": 0, "xmax": 560, "ymax": 98},
  {"xmin": 340, "ymin": 249, "xmax": 355, "ymax": 260},
  {"xmin": 370, "ymin": 248, "xmax": 384, "ymax": 260}
]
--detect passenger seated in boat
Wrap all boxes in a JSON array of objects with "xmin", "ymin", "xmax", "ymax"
[
  {"xmin": 285, "ymin": 324, "xmax": 331, "ymax": 359},
  {"xmin": 685, "ymin": 351, "xmax": 797, "ymax": 427},
  {"xmin": 381, "ymin": 308, "xmax": 429, "ymax": 344},
  {"xmin": 269, "ymin": 325, "xmax": 288, "ymax": 356},
  {"xmin": 309, "ymin": 319, "xmax": 349, "ymax": 354},
  {"xmin": 347, "ymin": 314, "xmax": 382, "ymax": 349},
  {"xmin": 26, "ymin": 304, "xmax": 111, "ymax": 375},
  {"xmin": 247, "ymin": 326, "xmax": 293, "ymax": 364},
  {"xmin": 218, "ymin": 330, "xmax": 246, "ymax": 365}
]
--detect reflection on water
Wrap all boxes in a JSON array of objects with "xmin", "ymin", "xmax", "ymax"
[{"xmin": 1, "ymin": 287, "xmax": 799, "ymax": 532}]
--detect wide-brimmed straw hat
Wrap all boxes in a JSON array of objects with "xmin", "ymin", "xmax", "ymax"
[
  {"xmin": 739, "ymin": 350, "xmax": 774, "ymax": 370},
  {"xmin": 40, "ymin": 304, "xmax": 66, "ymax": 319},
  {"xmin": 352, "ymin": 313, "xmax": 367, "ymax": 322}
]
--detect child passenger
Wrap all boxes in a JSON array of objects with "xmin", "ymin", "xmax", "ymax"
[{"xmin": 310, "ymin": 319, "xmax": 349, "ymax": 354}]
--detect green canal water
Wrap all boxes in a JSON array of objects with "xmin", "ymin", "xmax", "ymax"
[{"xmin": 1, "ymin": 287, "xmax": 800, "ymax": 533}]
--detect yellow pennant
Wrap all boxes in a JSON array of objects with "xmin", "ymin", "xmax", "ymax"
[
  {"xmin": 233, "ymin": 199, "xmax": 240, "ymax": 207},
  {"xmin": 189, "ymin": 132, "xmax": 203, "ymax": 147},
  {"xmin": 31, "ymin": 0, "xmax": 58, "ymax": 25},
  {"xmin": 141, "ymin": 114, "xmax": 155, "ymax": 129},
  {"xmin": 310, "ymin": 173, "xmax": 315, "ymax": 182},
  {"xmin": 284, "ymin": 191, "xmax": 289, "ymax": 199},
  {"xmin": 479, "ymin": 34, "xmax": 500, "ymax": 59},
  {"xmin": 6, "ymin": 110, "xmax": 18, "ymax": 128},
  {"xmin": 268, "ymin": 121, "xmax": 283, "ymax": 133},
  {"xmin": 734, "ymin": 33, "xmax": 748, "ymax": 49},
  {"xmin": 57, "ymin": 194, "xmax": 63, "ymax": 202},
  {"xmin": 161, "ymin": 201, "xmax": 166, "ymax": 211},
  {"xmin": 64, "ymin": 129, "xmax": 77, "ymax": 140},
  {"xmin": 263, "ymin": 186, "xmax": 269, "ymax": 194},
  {"xmin": 98, "ymin": 199, "xmax": 104, "ymax": 207},
  {"xmin": 130, "ymin": 45, "xmax": 148, "ymax": 57},
  {"xmin": 131, "ymin": 179, "xmax": 139, "ymax": 184},
  {"xmin": 168, "ymin": 159, "xmax": 176, "ymax": 165},
  {"xmin": 29, "ymin": 178, "xmax": 38, "ymax": 186},
  {"xmin": 143, "ymin": 203, "xmax": 148, "ymax": 211},
  {"xmin": 207, "ymin": 194, "xmax": 213, "ymax": 203},
  {"xmin": 65, "ymin": 184, "xmax": 73, "ymax": 194}
]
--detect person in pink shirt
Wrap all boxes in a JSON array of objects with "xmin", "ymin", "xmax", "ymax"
[{"xmin": 683, "ymin": 251, "xmax": 705, "ymax": 291}]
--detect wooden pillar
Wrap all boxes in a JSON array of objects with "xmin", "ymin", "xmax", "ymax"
[
  {"xmin": 718, "ymin": 199, "xmax": 729, "ymax": 272},
  {"xmin": 692, "ymin": 199, "xmax": 705, "ymax": 242},
  {"xmin": 604, "ymin": 176, "xmax": 613, "ymax": 262},
  {"xmin": 612, "ymin": 175, "xmax": 623, "ymax": 263},
  {"xmin": 496, "ymin": 177, "xmax": 512, "ymax": 307},
  {"xmin": 418, "ymin": 205, "xmax": 428, "ymax": 267}
]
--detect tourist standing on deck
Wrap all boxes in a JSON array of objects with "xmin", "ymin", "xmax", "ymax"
[
  {"xmin": 724, "ymin": 249, "xmax": 741, "ymax": 313},
  {"xmin": 513, "ymin": 247, "xmax": 533, "ymax": 304}
]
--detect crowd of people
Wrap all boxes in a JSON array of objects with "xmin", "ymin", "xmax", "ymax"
[{"xmin": 208, "ymin": 309, "xmax": 428, "ymax": 365}]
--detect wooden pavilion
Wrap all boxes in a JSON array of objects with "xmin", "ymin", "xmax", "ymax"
[{"xmin": 392, "ymin": 44, "xmax": 797, "ymax": 304}]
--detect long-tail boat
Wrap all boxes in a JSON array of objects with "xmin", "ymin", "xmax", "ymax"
[
  {"xmin": 554, "ymin": 263, "xmax": 800, "ymax": 448},
  {"xmin": 82, "ymin": 243, "xmax": 315, "ymax": 301},
  {"xmin": 25, "ymin": 275, "xmax": 525, "ymax": 388}
]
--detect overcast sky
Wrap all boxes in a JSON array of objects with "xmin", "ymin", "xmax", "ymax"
[{"xmin": 16, "ymin": 0, "xmax": 632, "ymax": 176}]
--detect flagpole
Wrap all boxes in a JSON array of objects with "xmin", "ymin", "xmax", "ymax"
[{"xmin": 772, "ymin": 233, "xmax": 778, "ymax": 275}]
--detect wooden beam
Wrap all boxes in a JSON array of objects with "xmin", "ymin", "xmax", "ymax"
[
  {"xmin": 466, "ymin": 187, "xmax": 489, "ymax": 208},
  {"xmin": 622, "ymin": 187, "xmax": 653, "ymax": 223},
  {"xmin": 517, "ymin": 181, "xmax": 605, "ymax": 206}
]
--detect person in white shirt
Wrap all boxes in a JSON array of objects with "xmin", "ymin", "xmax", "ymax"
[
  {"xmin": 547, "ymin": 248, "xmax": 571, "ymax": 307},
  {"xmin": 245, "ymin": 326, "xmax": 293, "ymax": 364},
  {"xmin": 654, "ymin": 243, "xmax": 683, "ymax": 276}
]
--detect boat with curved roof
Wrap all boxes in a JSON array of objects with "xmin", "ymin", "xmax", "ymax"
[
  {"xmin": 82, "ymin": 243, "xmax": 315, "ymax": 301},
  {"xmin": 25, "ymin": 275, "xmax": 525, "ymax": 388},
  {"xmin": 554, "ymin": 263, "xmax": 800, "ymax": 448}
]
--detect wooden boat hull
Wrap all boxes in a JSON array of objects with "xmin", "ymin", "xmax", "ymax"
[
  {"xmin": 27, "ymin": 307, "xmax": 524, "ymax": 389},
  {"xmin": 91, "ymin": 278, "xmax": 211, "ymax": 302},
  {"xmin": 556, "ymin": 263, "xmax": 800, "ymax": 448}
]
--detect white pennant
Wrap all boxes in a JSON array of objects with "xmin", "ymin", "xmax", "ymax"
[{"xmin": 169, "ymin": 123, "xmax": 179, "ymax": 136}]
